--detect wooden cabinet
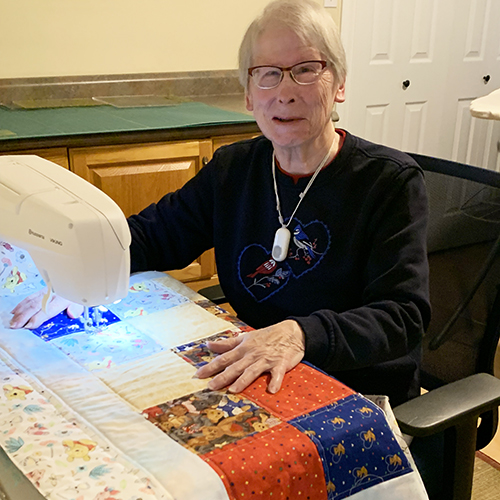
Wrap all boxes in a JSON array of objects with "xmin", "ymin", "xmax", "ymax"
[
  {"xmin": 0, "ymin": 148, "xmax": 69, "ymax": 169},
  {"xmin": 212, "ymin": 133, "xmax": 256, "ymax": 152},
  {"xmin": 69, "ymin": 140, "xmax": 212, "ymax": 218},
  {"xmin": 69, "ymin": 139, "xmax": 213, "ymax": 282},
  {"xmin": 69, "ymin": 132, "xmax": 257, "ymax": 282}
]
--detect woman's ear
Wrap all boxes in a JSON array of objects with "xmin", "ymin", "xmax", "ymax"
[
  {"xmin": 334, "ymin": 83, "xmax": 346, "ymax": 103},
  {"xmin": 245, "ymin": 91, "xmax": 254, "ymax": 112}
]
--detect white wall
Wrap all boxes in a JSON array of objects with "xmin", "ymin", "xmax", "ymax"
[{"xmin": 0, "ymin": 0, "xmax": 342, "ymax": 79}]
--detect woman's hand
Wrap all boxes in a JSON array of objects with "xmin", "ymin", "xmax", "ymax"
[
  {"xmin": 195, "ymin": 319, "xmax": 305, "ymax": 394},
  {"xmin": 10, "ymin": 289, "xmax": 84, "ymax": 329}
]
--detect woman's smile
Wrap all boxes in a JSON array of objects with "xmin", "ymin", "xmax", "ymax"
[{"xmin": 273, "ymin": 116, "xmax": 304, "ymax": 123}]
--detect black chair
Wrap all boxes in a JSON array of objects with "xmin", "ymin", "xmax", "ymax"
[
  {"xmin": 394, "ymin": 153, "xmax": 500, "ymax": 500},
  {"xmin": 197, "ymin": 283, "xmax": 228, "ymax": 305},
  {"xmin": 199, "ymin": 153, "xmax": 500, "ymax": 500}
]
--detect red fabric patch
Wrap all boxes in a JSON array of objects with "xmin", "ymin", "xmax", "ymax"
[
  {"xmin": 241, "ymin": 363, "xmax": 355, "ymax": 421},
  {"xmin": 202, "ymin": 422, "xmax": 327, "ymax": 500}
]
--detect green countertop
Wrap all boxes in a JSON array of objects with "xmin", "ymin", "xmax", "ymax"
[{"xmin": 0, "ymin": 101, "xmax": 255, "ymax": 142}]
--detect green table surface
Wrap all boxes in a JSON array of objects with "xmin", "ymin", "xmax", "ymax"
[{"xmin": 0, "ymin": 102, "xmax": 255, "ymax": 141}]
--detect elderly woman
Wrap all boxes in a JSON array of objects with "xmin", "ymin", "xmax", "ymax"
[{"xmin": 11, "ymin": 0, "xmax": 429, "ymax": 406}]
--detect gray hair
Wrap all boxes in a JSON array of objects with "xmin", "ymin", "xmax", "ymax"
[{"xmin": 238, "ymin": 0, "xmax": 347, "ymax": 92}]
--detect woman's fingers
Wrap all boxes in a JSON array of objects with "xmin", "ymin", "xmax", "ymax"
[
  {"xmin": 195, "ymin": 320, "xmax": 305, "ymax": 394},
  {"xmin": 67, "ymin": 303, "xmax": 85, "ymax": 319},
  {"xmin": 206, "ymin": 336, "xmax": 243, "ymax": 354},
  {"xmin": 207, "ymin": 355, "xmax": 262, "ymax": 393},
  {"xmin": 267, "ymin": 364, "xmax": 287, "ymax": 394},
  {"xmin": 10, "ymin": 290, "xmax": 45, "ymax": 328},
  {"xmin": 23, "ymin": 295, "xmax": 72, "ymax": 329},
  {"xmin": 195, "ymin": 338, "xmax": 244, "ymax": 380},
  {"xmin": 10, "ymin": 290, "xmax": 83, "ymax": 329}
]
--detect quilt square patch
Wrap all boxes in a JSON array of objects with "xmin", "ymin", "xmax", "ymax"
[
  {"xmin": 51, "ymin": 321, "xmax": 164, "ymax": 371},
  {"xmin": 289, "ymin": 394, "xmax": 412, "ymax": 499},
  {"xmin": 171, "ymin": 329, "xmax": 244, "ymax": 369},
  {"xmin": 107, "ymin": 278, "xmax": 189, "ymax": 319},
  {"xmin": 193, "ymin": 299, "xmax": 230, "ymax": 317},
  {"xmin": 241, "ymin": 363, "xmax": 354, "ymax": 421},
  {"xmin": 195, "ymin": 300, "xmax": 255, "ymax": 333},
  {"xmin": 31, "ymin": 306, "xmax": 121, "ymax": 341},
  {"xmin": 142, "ymin": 389, "xmax": 280, "ymax": 455},
  {"xmin": 0, "ymin": 242, "xmax": 43, "ymax": 298},
  {"xmin": 202, "ymin": 422, "xmax": 328, "ymax": 500},
  {"xmin": 218, "ymin": 314, "xmax": 254, "ymax": 332}
]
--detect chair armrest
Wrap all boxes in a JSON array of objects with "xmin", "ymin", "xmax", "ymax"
[
  {"xmin": 197, "ymin": 284, "xmax": 227, "ymax": 305},
  {"xmin": 393, "ymin": 373, "xmax": 500, "ymax": 437}
]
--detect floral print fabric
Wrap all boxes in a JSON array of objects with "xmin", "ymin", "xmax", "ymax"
[{"xmin": 0, "ymin": 359, "xmax": 164, "ymax": 500}]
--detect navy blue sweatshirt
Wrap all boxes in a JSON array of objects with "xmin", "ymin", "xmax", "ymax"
[{"xmin": 128, "ymin": 131, "xmax": 430, "ymax": 406}]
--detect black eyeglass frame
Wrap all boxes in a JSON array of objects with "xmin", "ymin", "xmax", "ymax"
[{"xmin": 247, "ymin": 60, "xmax": 328, "ymax": 89}]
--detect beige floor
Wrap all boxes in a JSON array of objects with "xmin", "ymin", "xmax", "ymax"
[
  {"xmin": 483, "ymin": 428, "xmax": 500, "ymax": 464},
  {"xmin": 482, "ymin": 341, "xmax": 500, "ymax": 464},
  {"xmin": 184, "ymin": 277, "xmax": 500, "ymax": 465}
]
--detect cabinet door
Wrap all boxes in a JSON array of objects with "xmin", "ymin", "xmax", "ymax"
[
  {"xmin": 69, "ymin": 140, "xmax": 214, "ymax": 282},
  {"xmin": 70, "ymin": 141, "xmax": 211, "ymax": 216},
  {"xmin": 0, "ymin": 148, "xmax": 69, "ymax": 169}
]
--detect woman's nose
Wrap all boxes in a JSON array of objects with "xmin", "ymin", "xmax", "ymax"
[{"xmin": 277, "ymin": 71, "xmax": 297, "ymax": 103}]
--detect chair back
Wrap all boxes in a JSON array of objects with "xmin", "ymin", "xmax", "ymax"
[
  {"xmin": 409, "ymin": 153, "xmax": 500, "ymax": 387},
  {"xmin": 409, "ymin": 153, "xmax": 500, "ymax": 448}
]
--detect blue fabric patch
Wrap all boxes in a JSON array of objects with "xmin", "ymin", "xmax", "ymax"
[
  {"xmin": 289, "ymin": 394, "xmax": 412, "ymax": 499},
  {"xmin": 31, "ymin": 307, "xmax": 121, "ymax": 341}
]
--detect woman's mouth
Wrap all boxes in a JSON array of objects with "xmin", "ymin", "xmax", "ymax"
[{"xmin": 273, "ymin": 117, "xmax": 302, "ymax": 123}]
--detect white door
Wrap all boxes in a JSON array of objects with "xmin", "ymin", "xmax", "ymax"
[
  {"xmin": 338, "ymin": 0, "xmax": 500, "ymax": 168},
  {"xmin": 443, "ymin": 0, "xmax": 500, "ymax": 169}
]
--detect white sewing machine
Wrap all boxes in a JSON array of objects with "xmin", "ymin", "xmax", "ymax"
[{"xmin": 0, "ymin": 155, "xmax": 131, "ymax": 315}]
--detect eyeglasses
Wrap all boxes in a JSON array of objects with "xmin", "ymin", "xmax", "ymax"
[{"xmin": 248, "ymin": 60, "xmax": 328, "ymax": 90}]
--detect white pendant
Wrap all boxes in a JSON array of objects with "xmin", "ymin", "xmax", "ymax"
[{"xmin": 272, "ymin": 226, "xmax": 291, "ymax": 262}]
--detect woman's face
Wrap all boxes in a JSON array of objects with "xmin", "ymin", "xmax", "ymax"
[{"xmin": 246, "ymin": 25, "xmax": 345, "ymax": 152}]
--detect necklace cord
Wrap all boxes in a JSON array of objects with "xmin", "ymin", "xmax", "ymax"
[{"xmin": 272, "ymin": 137, "xmax": 336, "ymax": 229}]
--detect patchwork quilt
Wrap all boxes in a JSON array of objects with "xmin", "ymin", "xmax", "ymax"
[{"xmin": 0, "ymin": 241, "xmax": 427, "ymax": 500}]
